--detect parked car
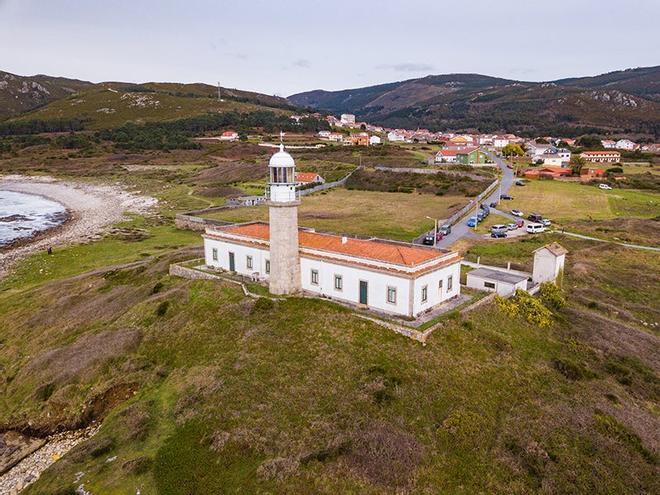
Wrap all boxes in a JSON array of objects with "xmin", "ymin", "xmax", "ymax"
[
  {"xmin": 467, "ymin": 216, "xmax": 478, "ymax": 227},
  {"xmin": 599, "ymin": 184, "xmax": 613, "ymax": 190},
  {"xmin": 526, "ymin": 223, "xmax": 545, "ymax": 234},
  {"xmin": 515, "ymin": 219, "xmax": 524, "ymax": 228},
  {"xmin": 515, "ymin": 180, "xmax": 526, "ymax": 186},
  {"xmin": 511, "ymin": 209, "xmax": 524, "ymax": 217},
  {"xmin": 541, "ymin": 219, "xmax": 552, "ymax": 227},
  {"xmin": 500, "ymin": 194, "xmax": 513, "ymax": 200},
  {"xmin": 436, "ymin": 231, "xmax": 444, "ymax": 242},
  {"xmin": 528, "ymin": 213, "xmax": 543, "ymax": 223},
  {"xmin": 438, "ymin": 224, "xmax": 451, "ymax": 236},
  {"xmin": 477, "ymin": 211, "xmax": 486, "ymax": 222},
  {"xmin": 490, "ymin": 224, "xmax": 507, "ymax": 233},
  {"xmin": 491, "ymin": 230, "xmax": 507, "ymax": 238},
  {"xmin": 422, "ymin": 234, "xmax": 435, "ymax": 245},
  {"xmin": 507, "ymin": 223, "xmax": 518, "ymax": 231},
  {"xmin": 489, "ymin": 201, "xmax": 498, "ymax": 208}
]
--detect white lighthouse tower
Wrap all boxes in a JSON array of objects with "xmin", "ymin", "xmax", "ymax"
[{"xmin": 266, "ymin": 143, "xmax": 301, "ymax": 295}]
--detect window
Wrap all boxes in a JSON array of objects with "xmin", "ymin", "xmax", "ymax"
[
  {"xmin": 484, "ymin": 281, "xmax": 496, "ymax": 289},
  {"xmin": 421, "ymin": 285, "xmax": 428, "ymax": 303},
  {"xmin": 311, "ymin": 269, "xmax": 319, "ymax": 285},
  {"xmin": 438, "ymin": 279, "xmax": 443, "ymax": 291},
  {"xmin": 246, "ymin": 256, "xmax": 253, "ymax": 270},
  {"xmin": 211, "ymin": 248, "xmax": 218, "ymax": 261},
  {"xmin": 265, "ymin": 260, "xmax": 270, "ymax": 274},
  {"xmin": 334, "ymin": 274, "xmax": 343, "ymax": 291},
  {"xmin": 447, "ymin": 275, "xmax": 453, "ymax": 292},
  {"xmin": 387, "ymin": 286, "xmax": 397, "ymax": 304}
]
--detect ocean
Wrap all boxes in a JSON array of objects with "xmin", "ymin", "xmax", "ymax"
[{"xmin": 0, "ymin": 190, "xmax": 68, "ymax": 247}]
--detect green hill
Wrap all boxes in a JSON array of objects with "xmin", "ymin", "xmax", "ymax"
[
  {"xmin": 289, "ymin": 66, "xmax": 660, "ymax": 137},
  {"xmin": 10, "ymin": 83, "xmax": 294, "ymax": 130}
]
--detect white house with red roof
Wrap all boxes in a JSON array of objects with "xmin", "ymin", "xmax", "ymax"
[
  {"xmin": 219, "ymin": 130, "xmax": 239, "ymax": 141},
  {"xmin": 202, "ymin": 146, "xmax": 462, "ymax": 317},
  {"xmin": 295, "ymin": 172, "xmax": 325, "ymax": 185}
]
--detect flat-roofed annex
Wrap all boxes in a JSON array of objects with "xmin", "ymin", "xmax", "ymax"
[{"xmin": 204, "ymin": 222, "xmax": 457, "ymax": 269}]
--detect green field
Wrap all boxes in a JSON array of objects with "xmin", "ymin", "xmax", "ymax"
[
  {"xmin": 507, "ymin": 180, "xmax": 659, "ymax": 223},
  {"xmin": 203, "ymin": 188, "xmax": 469, "ymax": 241},
  {"xmin": 0, "ymin": 229, "xmax": 654, "ymax": 494}
]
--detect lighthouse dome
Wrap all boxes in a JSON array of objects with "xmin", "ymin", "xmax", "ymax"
[{"xmin": 269, "ymin": 144, "xmax": 295, "ymax": 168}]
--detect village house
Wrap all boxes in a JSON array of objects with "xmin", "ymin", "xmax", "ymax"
[
  {"xmin": 340, "ymin": 113, "xmax": 356, "ymax": 125},
  {"xmin": 219, "ymin": 130, "xmax": 239, "ymax": 142},
  {"xmin": 435, "ymin": 149, "xmax": 459, "ymax": 163},
  {"xmin": 351, "ymin": 132, "xmax": 370, "ymax": 146},
  {"xmin": 601, "ymin": 139, "xmax": 616, "ymax": 149},
  {"xmin": 295, "ymin": 172, "xmax": 325, "ymax": 186},
  {"xmin": 369, "ymin": 135, "xmax": 382, "ymax": 145},
  {"xmin": 580, "ymin": 168, "xmax": 606, "ymax": 180},
  {"xmin": 493, "ymin": 135, "xmax": 510, "ymax": 148},
  {"xmin": 202, "ymin": 145, "xmax": 462, "ymax": 317},
  {"xmin": 387, "ymin": 131, "xmax": 406, "ymax": 142},
  {"xmin": 523, "ymin": 166, "xmax": 572, "ymax": 179},
  {"xmin": 580, "ymin": 151, "xmax": 621, "ymax": 163},
  {"xmin": 615, "ymin": 139, "xmax": 637, "ymax": 151}
]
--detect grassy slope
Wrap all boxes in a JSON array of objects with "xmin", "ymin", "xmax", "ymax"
[
  {"xmin": 12, "ymin": 86, "xmax": 291, "ymax": 129},
  {"xmin": 0, "ymin": 231, "xmax": 654, "ymax": 494},
  {"xmin": 204, "ymin": 188, "xmax": 469, "ymax": 241}
]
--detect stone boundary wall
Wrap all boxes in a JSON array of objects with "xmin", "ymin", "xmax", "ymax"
[{"xmin": 444, "ymin": 178, "xmax": 499, "ymax": 226}]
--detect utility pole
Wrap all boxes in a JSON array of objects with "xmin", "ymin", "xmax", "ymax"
[{"xmin": 217, "ymin": 82, "xmax": 223, "ymax": 102}]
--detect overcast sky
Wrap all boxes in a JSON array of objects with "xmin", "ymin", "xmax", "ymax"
[{"xmin": 1, "ymin": 0, "xmax": 658, "ymax": 96}]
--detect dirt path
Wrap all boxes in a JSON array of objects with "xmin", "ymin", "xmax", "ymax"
[{"xmin": 0, "ymin": 175, "xmax": 157, "ymax": 278}]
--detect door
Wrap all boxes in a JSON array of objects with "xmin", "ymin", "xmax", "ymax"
[
  {"xmin": 359, "ymin": 280, "xmax": 368, "ymax": 305},
  {"xmin": 229, "ymin": 252, "xmax": 235, "ymax": 271}
]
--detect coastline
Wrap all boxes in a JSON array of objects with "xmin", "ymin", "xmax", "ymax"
[{"xmin": 0, "ymin": 175, "xmax": 157, "ymax": 279}]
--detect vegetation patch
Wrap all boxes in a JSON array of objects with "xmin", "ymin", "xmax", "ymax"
[{"xmin": 594, "ymin": 411, "xmax": 657, "ymax": 464}]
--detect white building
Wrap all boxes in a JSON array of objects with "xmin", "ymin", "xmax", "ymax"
[
  {"xmin": 369, "ymin": 135, "xmax": 382, "ymax": 145},
  {"xmin": 219, "ymin": 130, "xmax": 239, "ymax": 142},
  {"xmin": 493, "ymin": 136, "xmax": 510, "ymax": 148},
  {"xmin": 340, "ymin": 113, "xmax": 356, "ymax": 125},
  {"xmin": 532, "ymin": 243, "xmax": 567, "ymax": 285},
  {"xmin": 615, "ymin": 139, "xmax": 637, "ymax": 151},
  {"xmin": 387, "ymin": 131, "xmax": 406, "ymax": 142},
  {"xmin": 466, "ymin": 267, "xmax": 528, "ymax": 296},
  {"xmin": 202, "ymin": 146, "xmax": 462, "ymax": 317}
]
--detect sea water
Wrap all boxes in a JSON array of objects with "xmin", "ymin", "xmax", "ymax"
[{"xmin": 0, "ymin": 190, "xmax": 68, "ymax": 247}]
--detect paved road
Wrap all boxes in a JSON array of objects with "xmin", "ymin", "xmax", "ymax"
[{"xmin": 415, "ymin": 151, "xmax": 516, "ymax": 249}]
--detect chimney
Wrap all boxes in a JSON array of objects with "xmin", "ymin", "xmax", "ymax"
[{"xmin": 341, "ymin": 236, "xmax": 348, "ymax": 244}]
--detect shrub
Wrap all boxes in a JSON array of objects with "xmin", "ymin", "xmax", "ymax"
[
  {"xmin": 551, "ymin": 357, "xmax": 593, "ymax": 380},
  {"xmin": 538, "ymin": 282, "xmax": 566, "ymax": 310},
  {"xmin": 594, "ymin": 411, "xmax": 657, "ymax": 464},
  {"xmin": 495, "ymin": 289, "xmax": 553, "ymax": 327},
  {"xmin": 250, "ymin": 297, "xmax": 274, "ymax": 314},
  {"xmin": 155, "ymin": 301, "xmax": 170, "ymax": 317}
]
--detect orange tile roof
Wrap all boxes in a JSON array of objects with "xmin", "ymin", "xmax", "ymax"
[
  {"xmin": 295, "ymin": 172, "xmax": 322, "ymax": 183},
  {"xmin": 216, "ymin": 222, "xmax": 448, "ymax": 267}
]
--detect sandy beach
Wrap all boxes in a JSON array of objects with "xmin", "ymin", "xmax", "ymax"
[{"xmin": 0, "ymin": 175, "xmax": 157, "ymax": 278}]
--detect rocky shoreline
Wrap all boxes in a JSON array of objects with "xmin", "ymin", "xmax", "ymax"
[
  {"xmin": 0, "ymin": 175, "xmax": 157, "ymax": 279},
  {"xmin": 0, "ymin": 425, "xmax": 99, "ymax": 494}
]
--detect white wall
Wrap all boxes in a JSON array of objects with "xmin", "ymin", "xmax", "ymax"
[
  {"xmin": 532, "ymin": 251, "xmax": 565, "ymax": 284},
  {"xmin": 204, "ymin": 237, "xmax": 462, "ymax": 317},
  {"xmin": 204, "ymin": 238, "xmax": 270, "ymax": 278},
  {"xmin": 301, "ymin": 257, "xmax": 412, "ymax": 316},
  {"xmin": 411, "ymin": 262, "xmax": 461, "ymax": 316},
  {"xmin": 466, "ymin": 274, "xmax": 526, "ymax": 296}
]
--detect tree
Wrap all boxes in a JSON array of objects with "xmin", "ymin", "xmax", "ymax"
[
  {"xmin": 502, "ymin": 144, "xmax": 524, "ymax": 157},
  {"xmin": 571, "ymin": 156, "xmax": 586, "ymax": 176}
]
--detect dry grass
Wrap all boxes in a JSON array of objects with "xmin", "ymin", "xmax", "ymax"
[{"xmin": 203, "ymin": 187, "xmax": 469, "ymax": 241}]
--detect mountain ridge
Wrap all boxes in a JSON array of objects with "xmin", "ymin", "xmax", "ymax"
[{"xmin": 288, "ymin": 66, "xmax": 660, "ymax": 137}]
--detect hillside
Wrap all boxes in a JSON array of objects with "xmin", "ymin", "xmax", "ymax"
[
  {"xmin": 1, "ymin": 71, "xmax": 297, "ymax": 129},
  {"xmin": 289, "ymin": 66, "xmax": 660, "ymax": 137},
  {"xmin": 0, "ymin": 71, "xmax": 94, "ymax": 120}
]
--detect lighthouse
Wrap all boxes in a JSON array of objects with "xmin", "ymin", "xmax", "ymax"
[{"xmin": 266, "ymin": 143, "xmax": 301, "ymax": 295}]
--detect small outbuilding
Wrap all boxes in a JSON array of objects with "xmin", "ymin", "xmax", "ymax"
[
  {"xmin": 466, "ymin": 267, "xmax": 528, "ymax": 296},
  {"xmin": 532, "ymin": 243, "xmax": 568, "ymax": 284}
]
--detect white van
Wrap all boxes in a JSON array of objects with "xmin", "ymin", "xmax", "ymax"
[{"xmin": 526, "ymin": 223, "xmax": 545, "ymax": 234}]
